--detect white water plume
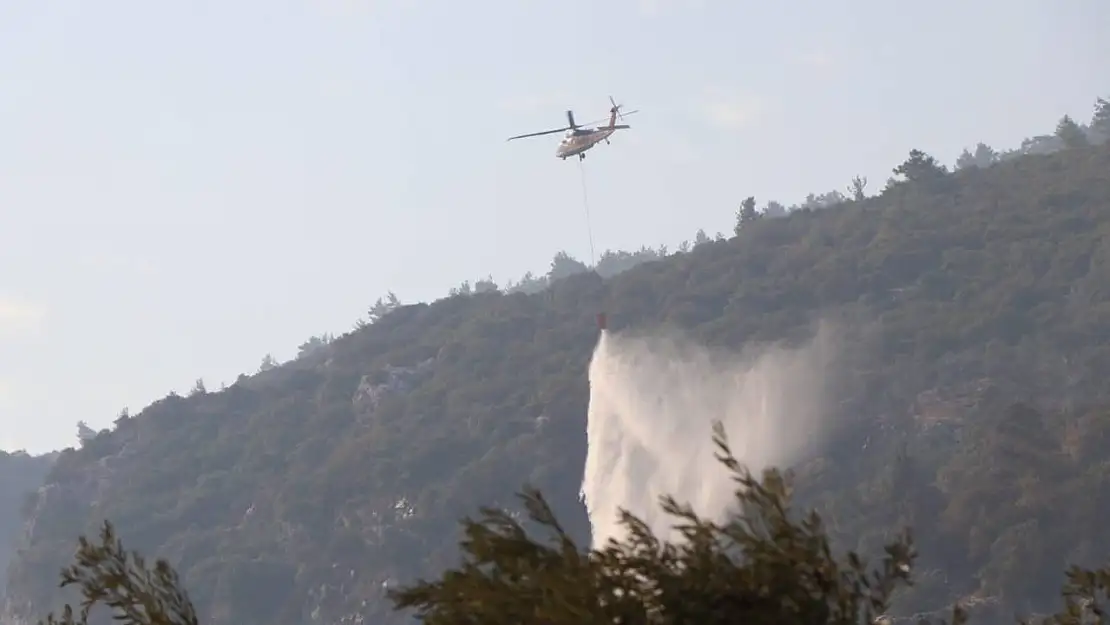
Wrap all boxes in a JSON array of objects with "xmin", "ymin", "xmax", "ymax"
[{"xmin": 580, "ymin": 323, "xmax": 840, "ymax": 549}]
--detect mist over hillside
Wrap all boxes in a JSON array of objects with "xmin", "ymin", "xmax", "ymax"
[
  {"xmin": 0, "ymin": 452, "xmax": 56, "ymax": 592},
  {"xmin": 4, "ymin": 100, "xmax": 1110, "ymax": 625}
]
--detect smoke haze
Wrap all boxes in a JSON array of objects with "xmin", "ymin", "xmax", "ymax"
[{"xmin": 579, "ymin": 323, "xmax": 840, "ymax": 549}]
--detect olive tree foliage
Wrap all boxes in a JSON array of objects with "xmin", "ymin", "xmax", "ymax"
[{"xmin": 33, "ymin": 422, "xmax": 1110, "ymax": 625}]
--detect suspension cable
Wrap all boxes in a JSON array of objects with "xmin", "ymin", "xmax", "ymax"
[{"xmin": 577, "ymin": 158, "xmax": 597, "ymax": 267}]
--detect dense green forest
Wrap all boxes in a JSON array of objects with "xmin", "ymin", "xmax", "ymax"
[{"xmin": 4, "ymin": 98, "xmax": 1110, "ymax": 625}]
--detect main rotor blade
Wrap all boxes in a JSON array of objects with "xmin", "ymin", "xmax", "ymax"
[
  {"xmin": 506, "ymin": 126, "xmax": 571, "ymax": 141},
  {"xmin": 580, "ymin": 109, "xmax": 640, "ymax": 128}
]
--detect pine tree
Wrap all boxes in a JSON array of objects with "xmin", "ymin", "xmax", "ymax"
[
  {"xmin": 1090, "ymin": 97, "xmax": 1110, "ymax": 142},
  {"xmin": 846, "ymin": 175, "xmax": 868, "ymax": 201},
  {"xmin": 893, "ymin": 149, "xmax": 948, "ymax": 185},
  {"xmin": 735, "ymin": 196, "xmax": 760, "ymax": 235},
  {"xmin": 1055, "ymin": 115, "xmax": 1088, "ymax": 149}
]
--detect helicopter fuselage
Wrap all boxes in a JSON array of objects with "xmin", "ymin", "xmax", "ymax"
[
  {"xmin": 556, "ymin": 127, "xmax": 617, "ymax": 160},
  {"xmin": 506, "ymin": 99, "xmax": 635, "ymax": 161}
]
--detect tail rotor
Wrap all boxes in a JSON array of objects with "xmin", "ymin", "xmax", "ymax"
[
  {"xmin": 607, "ymin": 95, "xmax": 638, "ymax": 122},
  {"xmin": 609, "ymin": 95, "xmax": 625, "ymax": 121}
]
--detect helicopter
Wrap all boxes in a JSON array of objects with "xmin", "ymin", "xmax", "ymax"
[{"xmin": 507, "ymin": 96, "xmax": 639, "ymax": 161}]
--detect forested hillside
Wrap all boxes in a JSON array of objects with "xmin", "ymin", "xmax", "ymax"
[{"xmin": 5, "ymin": 100, "xmax": 1110, "ymax": 625}]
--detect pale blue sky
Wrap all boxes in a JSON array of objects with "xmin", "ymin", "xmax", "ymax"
[{"xmin": 1, "ymin": 0, "xmax": 1107, "ymax": 453}]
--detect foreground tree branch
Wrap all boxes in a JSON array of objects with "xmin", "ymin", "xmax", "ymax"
[{"xmin": 36, "ymin": 521, "xmax": 198, "ymax": 625}]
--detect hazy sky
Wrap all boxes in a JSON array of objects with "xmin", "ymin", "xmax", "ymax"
[{"xmin": 1, "ymin": 0, "xmax": 1107, "ymax": 453}]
